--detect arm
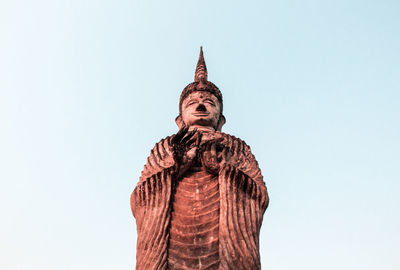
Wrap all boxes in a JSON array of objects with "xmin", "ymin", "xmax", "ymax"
[
  {"xmin": 132, "ymin": 128, "xmax": 202, "ymax": 216},
  {"xmin": 202, "ymin": 134, "xmax": 269, "ymax": 268},
  {"xmin": 201, "ymin": 134, "xmax": 262, "ymax": 183},
  {"xmin": 201, "ymin": 134, "xmax": 269, "ymax": 208},
  {"xmin": 139, "ymin": 127, "xmax": 201, "ymax": 184},
  {"xmin": 138, "ymin": 136, "xmax": 175, "ymax": 184}
]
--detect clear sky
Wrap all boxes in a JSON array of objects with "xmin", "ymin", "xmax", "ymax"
[{"xmin": 1, "ymin": 0, "xmax": 399, "ymax": 269}]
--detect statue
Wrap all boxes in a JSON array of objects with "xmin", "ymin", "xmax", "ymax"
[{"xmin": 131, "ymin": 47, "xmax": 269, "ymax": 269}]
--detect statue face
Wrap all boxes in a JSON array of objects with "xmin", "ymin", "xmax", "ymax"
[{"xmin": 181, "ymin": 91, "xmax": 221, "ymax": 130}]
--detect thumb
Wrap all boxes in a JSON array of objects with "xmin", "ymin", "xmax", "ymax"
[{"xmin": 186, "ymin": 146, "xmax": 198, "ymax": 159}]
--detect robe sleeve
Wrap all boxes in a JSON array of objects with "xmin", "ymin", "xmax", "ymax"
[
  {"xmin": 218, "ymin": 134, "xmax": 269, "ymax": 269},
  {"xmin": 130, "ymin": 137, "xmax": 176, "ymax": 270}
]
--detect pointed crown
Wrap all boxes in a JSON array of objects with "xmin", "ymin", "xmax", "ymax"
[
  {"xmin": 194, "ymin": 47, "xmax": 208, "ymax": 83},
  {"xmin": 179, "ymin": 47, "xmax": 223, "ymax": 114}
]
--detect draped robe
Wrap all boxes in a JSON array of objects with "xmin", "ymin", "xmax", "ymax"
[{"xmin": 131, "ymin": 131, "xmax": 269, "ymax": 270}]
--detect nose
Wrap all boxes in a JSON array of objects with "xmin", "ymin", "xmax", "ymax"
[{"xmin": 196, "ymin": 103, "xmax": 207, "ymax": 112}]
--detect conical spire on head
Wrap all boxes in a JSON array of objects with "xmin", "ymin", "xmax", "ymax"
[
  {"xmin": 195, "ymin": 46, "xmax": 208, "ymax": 83},
  {"xmin": 179, "ymin": 47, "xmax": 223, "ymax": 115}
]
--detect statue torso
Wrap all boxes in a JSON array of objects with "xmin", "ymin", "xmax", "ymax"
[
  {"xmin": 132, "ymin": 131, "xmax": 268, "ymax": 270},
  {"xmin": 168, "ymin": 165, "xmax": 220, "ymax": 270}
]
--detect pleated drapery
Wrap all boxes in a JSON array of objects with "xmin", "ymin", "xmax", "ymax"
[{"xmin": 131, "ymin": 132, "xmax": 269, "ymax": 270}]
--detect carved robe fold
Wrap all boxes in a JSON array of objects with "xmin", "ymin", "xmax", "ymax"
[{"xmin": 131, "ymin": 131, "xmax": 269, "ymax": 270}]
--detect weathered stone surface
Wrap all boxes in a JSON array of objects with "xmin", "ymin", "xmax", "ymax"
[
  {"xmin": 168, "ymin": 166, "xmax": 220, "ymax": 269},
  {"xmin": 131, "ymin": 47, "xmax": 269, "ymax": 269}
]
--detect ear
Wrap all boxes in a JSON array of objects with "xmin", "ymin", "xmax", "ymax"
[
  {"xmin": 175, "ymin": 115, "xmax": 184, "ymax": 129},
  {"xmin": 216, "ymin": 114, "xmax": 226, "ymax": 131}
]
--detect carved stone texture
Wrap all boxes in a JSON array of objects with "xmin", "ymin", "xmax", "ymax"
[
  {"xmin": 168, "ymin": 165, "xmax": 220, "ymax": 269},
  {"xmin": 131, "ymin": 48, "xmax": 269, "ymax": 270}
]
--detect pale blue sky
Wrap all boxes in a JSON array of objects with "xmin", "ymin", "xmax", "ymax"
[{"xmin": 1, "ymin": 0, "xmax": 399, "ymax": 269}]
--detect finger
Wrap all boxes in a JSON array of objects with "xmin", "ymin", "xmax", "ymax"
[
  {"xmin": 209, "ymin": 143, "xmax": 218, "ymax": 165},
  {"xmin": 186, "ymin": 147, "xmax": 197, "ymax": 159},
  {"xmin": 219, "ymin": 147, "xmax": 227, "ymax": 162},
  {"xmin": 202, "ymin": 148, "xmax": 209, "ymax": 160},
  {"xmin": 184, "ymin": 131, "xmax": 199, "ymax": 146},
  {"xmin": 175, "ymin": 126, "xmax": 186, "ymax": 139},
  {"xmin": 211, "ymin": 143, "xmax": 217, "ymax": 158},
  {"xmin": 202, "ymin": 145, "xmax": 210, "ymax": 164},
  {"xmin": 196, "ymin": 132, "xmax": 203, "ymax": 146},
  {"xmin": 202, "ymin": 141, "xmax": 212, "ymax": 159},
  {"xmin": 173, "ymin": 126, "xmax": 188, "ymax": 143},
  {"xmin": 186, "ymin": 136, "xmax": 198, "ymax": 147},
  {"xmin": 207, "ymin": 141, "xmax": 213, "ymax": 152},
  {"xmin": 181, "ymin": 126, "xmax": 190, "ymax": 139},
  {"xmin": 198, "ymin": 141, "xmax": 207, "ymax": 155},
  {"xmin": 181, "ymin": 129, "xmax": 197, "ymax": 144}
]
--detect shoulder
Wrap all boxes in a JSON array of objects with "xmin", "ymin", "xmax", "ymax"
[
  {"xmin": 217, "ymin": 132, "xmax": 253, "ymax": 154},
  {"xmin": 217, "ymin": 132, "xmax": 264, "ymax": 184},
  {"xmin": 139, "ymin": 135, "xmax": 176, "ymax": 183},
  {"xmin": 217, "ymin": 131, "xmax": 248, "ymax": 143}
]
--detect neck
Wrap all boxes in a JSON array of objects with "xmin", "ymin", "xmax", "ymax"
[{"xmin": 188, "ymin": 125, "xmax": 215, "ymax": 132}]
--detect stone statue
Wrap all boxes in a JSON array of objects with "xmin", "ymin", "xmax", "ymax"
[{"xmin": 131, "ymin": 47, "xmax": 269, "ymax": 270}]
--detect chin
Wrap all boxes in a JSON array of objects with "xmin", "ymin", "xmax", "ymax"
[{"xmin": 191, "ymin": 118, "xmax": 213, "ymax": 126}]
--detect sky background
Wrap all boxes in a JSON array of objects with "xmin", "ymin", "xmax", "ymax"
[{"xmin": 1, "ymin": 0, "xmax": 399, "ymax": 269}]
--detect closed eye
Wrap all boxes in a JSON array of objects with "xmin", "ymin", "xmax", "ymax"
[
  {"xmin": 187, "ymin": 101, "xmax": 197, "ymax": 106},
  {"xmin": 204, "ymin": 99, "xmax": 215, "ymax": 106}
]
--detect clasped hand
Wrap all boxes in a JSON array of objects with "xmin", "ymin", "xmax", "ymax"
[
  {"xmin": 201, "ymin": 139, "xmax": 232, "ymax": 174},
  {"xmin": 172, "ymin": 127, "xmax": 232, "ymax": 176}
]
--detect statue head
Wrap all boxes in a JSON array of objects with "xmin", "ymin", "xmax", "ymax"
[{"xmin": 175, "ymin": 47, "xmax": 226, "ymax": 132}]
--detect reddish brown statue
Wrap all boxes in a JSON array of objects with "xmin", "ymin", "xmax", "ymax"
[{"xmin": 131, "ymin": 48, "xmax": 269, "ymax": 270}]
